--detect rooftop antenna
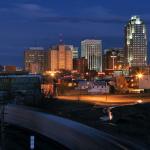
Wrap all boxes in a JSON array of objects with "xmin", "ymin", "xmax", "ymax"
[{"xmin": 59, "ymin": 33, "xmax": 64, "ymax": 45}]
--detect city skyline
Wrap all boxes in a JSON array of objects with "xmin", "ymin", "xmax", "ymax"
[
  {"xmin": 0, "ymin": 0, "xmax": 150, "ymax": 66},
  {"xmin": 1, "ymin": 1, "xmax": 150, "ymax": 150}
]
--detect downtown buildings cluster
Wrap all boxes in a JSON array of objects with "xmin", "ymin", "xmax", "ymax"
[
  {"xmin": 24, "ymin": 40, "xmax": 102, "ymax": 74},
  {"xmin": 24, "ymin": 16, "xmax": 148, "ymax": 76}
]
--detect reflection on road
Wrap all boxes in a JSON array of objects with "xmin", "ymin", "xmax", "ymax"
[{"xmin": 56, "ymin": 95, "xmax": 150, "ymax": 106}]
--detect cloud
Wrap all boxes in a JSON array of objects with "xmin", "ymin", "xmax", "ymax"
[
  {"xmin": 19, "ymin": 3, "xmax": 41, "ymax": 11},
  {"xmin": 0, "ymin": 3, "xmax": 150, "ymax": 25},
  {"xmin": 81, "ymin": 5, "xmax": 150, "ymax": 25},
  {"xmin": 15, "ymin": 3, "xmax": 57, "ymax": 18},
  {"xmin": 80, "ymin": 5, "xmax": 128, "ymax": 23},
  {"xmin": 0, "ymin": 4, "xmax": 133, "ymax": 24},
  {"xmin": 34, "ymin": 5, "xmax": 127, "ymax": 24},
  {"xmin": 82, "ymin": 6, "xmax": 114, "ymax": 17},
  {"xmin": 0, "ymin": 3, "xmax": 127, "ymax": 24},
  {"xmin": 37, "ymin": 16, "xmax": 126, "ymax": 24},
  {"xmin": 35, "ymin": 5, "xmax": 150, "ymax": 25},
  {"xmin": 0, "ymin": 3, "xmax": 57, "ymax": 19},
  {"xmin": 0, "ymin": 52, "xmax": 21, "ymax": 57}
]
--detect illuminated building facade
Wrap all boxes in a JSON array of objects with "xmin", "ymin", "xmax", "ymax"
[
  {"xmin": 72, "ymin": 47, "xmax": 79, "ymax": 59},
  {"xmin": 125, "ymin": 16, "xmax": 147, "ymax": 67},
  {"xmin": 48, "ymin": 49, "xmax": 58, "ymax": 71},
  {"xmin": 49, "ymin": 45, "xmax": 73, "ymax": 71},
  {"xmin": 24, "ymin": 47, "xmax": 48, "ymax": 74},
  {"xmin": 65, "ymin": 45, "xmax": 79, "ymax": 59},
  {"xmin": 81, "ymin": 39, "xmax": 102, "ymax": 72}
]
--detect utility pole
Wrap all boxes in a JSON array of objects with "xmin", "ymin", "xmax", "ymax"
[{"xmin": 78, "ymin": 84, "xmax": 80, "ymax": 104}]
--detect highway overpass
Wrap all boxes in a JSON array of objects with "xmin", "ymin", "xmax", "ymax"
[{"xmin": 1, "ymin": 104, "xmax": 146, "ymax": 150}]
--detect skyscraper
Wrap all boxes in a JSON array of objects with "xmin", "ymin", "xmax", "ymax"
[
  {"xmin": 81, "ymin": 39, "xmax": 102, "ymax": 72},
  {"xmin": 49, "ymin": 44, "xmax": 73, "ymax": 71},
  {"xmin": 125, "ymin": 16, "xmax": 147, "ymax": 67}
]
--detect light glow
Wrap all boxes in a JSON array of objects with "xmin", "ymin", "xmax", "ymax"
[{"xmin": 136, "ymin": 73, "xmax": 143, "ymax": 79}]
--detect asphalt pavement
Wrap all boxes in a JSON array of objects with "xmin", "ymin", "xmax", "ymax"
[
  {"xmin": 0, "ymin": 124, "xmax": 67, "ymax": 150},
  {"xmin": 56, "ymin": 94, "xmax": 150, "ymax": 106}
]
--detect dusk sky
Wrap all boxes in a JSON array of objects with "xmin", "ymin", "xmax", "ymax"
[{"xmin": 0, "ymin": 0, "xmax": 150, "ymax": 66}]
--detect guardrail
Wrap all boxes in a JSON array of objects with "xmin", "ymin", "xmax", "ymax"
[{"xmin": 4, "ymin": 105, "xmax": 144, "ymax": 150}]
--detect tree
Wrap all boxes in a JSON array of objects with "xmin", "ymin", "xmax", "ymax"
[{"xmin": 116, "ymin": 75, "xmax": 128, "ymax": 93}]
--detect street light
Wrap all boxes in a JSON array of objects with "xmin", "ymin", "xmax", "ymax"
[
  {"xmin": 136, "ymin": 73, "xmax": 143, "ymax": 79},
  {"xmin": 50, "ymin": 72, "xmax": 56, "ymax": 96},
  {"xmin": 136, "ymin": 73, "xmax": 143, "ymax": 99},
  {"xmin": 136, "ymin": 73, "xmax": 143, "ymax": 89},
  {"xmin": 51, "ymin": 72, "xmax": 55, "ymax": 78}
]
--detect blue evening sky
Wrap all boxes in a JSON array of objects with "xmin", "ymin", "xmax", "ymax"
[{"xmin": 0, "ymin": 0, "xmax": 150, "ymax": 66}]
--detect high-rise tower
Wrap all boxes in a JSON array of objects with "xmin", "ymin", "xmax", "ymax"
[
  {"xmin": 49, "ymin": 44, "xmax": 73, "ymax": 71},
  {"xmin": 125, "ymin": 16, "xmax": 147, "ymax": 67},
  {"xmin": 81, "ymin": 39, "xmax": 102, "ymax": 72}
]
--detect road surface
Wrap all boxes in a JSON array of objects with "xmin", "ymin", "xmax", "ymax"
[
  {"xmin": 0, "ymin": 124, "xmax": 67, "ymax": 150},
  {"xmin": 3, "ymin": 104, "xmax": 145, "ymax": 150},
  {"xmin": 56, "ymin": 94, "xmax": 150, "ymax": 106}
]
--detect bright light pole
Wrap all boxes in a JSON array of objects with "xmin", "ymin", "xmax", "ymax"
[
  {"xmin": 136, "ymin": 73, "xmax": 143, "ymax": 100},
  {"xmin": 50, "ymin": 73, "xmax": 55, "ymax": 96},
  {"xmin": 86, "ymin": 72, "xmax": 89, "ymax": 80},
  {"xmin": 136, "ymin": 73, "xmax": 143, "ymax": 88},
  {"xmin": 51, "ymin": 72, "xmax": 55, "ymax": 78},
  {"xmin": 136, "ymin": 73, "xmax": 143, "ymax": 80}
]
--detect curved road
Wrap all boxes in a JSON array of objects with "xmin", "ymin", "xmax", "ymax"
[
  {"xmin": 56, "ymin": 94, "xmax": 150, "ymax": 106},
  {"xmin": 3, "ymin": 105, "xmax": 146, "ymax": 150}
]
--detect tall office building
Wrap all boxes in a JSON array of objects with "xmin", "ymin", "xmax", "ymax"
[
  {"xmin": 81, "ymin": 39, "xmax": 102, "ymax": 72},
  {"xmin": 24, "ymin": 47, "xmax": 48, "ymax": 74},
  {"xmin": 125, "ymin": 16, "xmax": 147, "ymax": 67},
  {"xmin": 67, "ymin": 45, "xmax": 79, "ymax": 72},
  {"xmin": 48, "ymin": 48, "xmax": 58, "ymax": 71},
  {"xmin": 49, "ymin": 44, "xmax": 73, "ymax": 71}
]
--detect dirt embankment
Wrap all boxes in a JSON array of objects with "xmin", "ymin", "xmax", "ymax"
[{"xmin": 112, "ymin": 103, "xmax": 150, "ymax": 146}]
